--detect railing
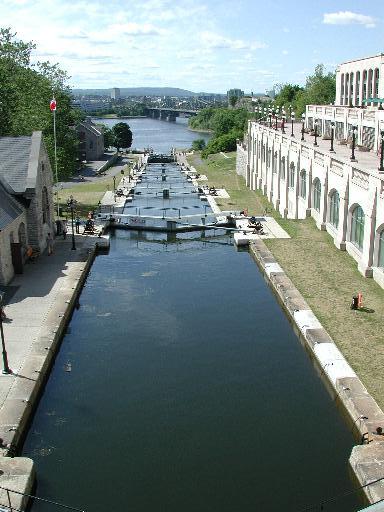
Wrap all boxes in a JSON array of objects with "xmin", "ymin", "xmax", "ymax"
[{"xmin": 0, "ymin": 485, "xmax": 85, "ymax": 512}]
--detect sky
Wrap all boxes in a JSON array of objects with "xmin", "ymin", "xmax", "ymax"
[{"xmin": 0, "ymin": 0, "xmax": 383, "ymax": 93}]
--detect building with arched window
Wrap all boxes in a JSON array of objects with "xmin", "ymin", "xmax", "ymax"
[
  {"xmin": 0, "ymin": 131, "xmax": 54, "ymax": 284},
  {"xmin": 313, "ymin": 178, "xmax": 321, "ymax": 212}
]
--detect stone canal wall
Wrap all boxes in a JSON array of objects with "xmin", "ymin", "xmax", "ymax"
[{"xmin": 249, "ymin": 238, "xmax": 384, "ymax": 504}]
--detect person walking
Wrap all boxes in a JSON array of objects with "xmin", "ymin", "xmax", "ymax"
[{"xmin": 62, "ymin": 221, "xmax": 67, "ymax": 240}]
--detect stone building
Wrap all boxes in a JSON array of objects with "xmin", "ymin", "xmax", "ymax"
[
  {"xmin": 0, "ymin": 131, "xmax": 54, "ymax": 285},
  {"xmin": 76, "ymin": 118, "xmax": 104, "ymax": 161},
  {"xmin": 236, "ymin": 114, "xmax": 384, "ymax": 289}
]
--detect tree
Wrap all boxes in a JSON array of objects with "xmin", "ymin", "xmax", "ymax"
[
  {"xmin": 112, "ymin": 122, "xmax": 133, "ymax": 151},
  {"xmin": 229, "ymin": 95, "xmax": 237, "ymax": 108},
  {"xmin": 100, "ymin": 125, "xmax": 114, "ymax": 149},
  {"xmin": 0, "ymin": 27, "xmax": 79, "ymax": 178},
  {"xmin": 191, "ymin": 139, "xmax": 206, "ymax": 151}
]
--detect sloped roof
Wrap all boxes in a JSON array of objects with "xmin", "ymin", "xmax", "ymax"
[
  {"xmin": 0, "ymin": 136, "xmax": 32, "ymax": 194},
  {"xmin": 0, "ymin": 184, "xmax": 24, "ymax": 230}
]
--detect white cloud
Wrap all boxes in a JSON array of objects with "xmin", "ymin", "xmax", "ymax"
[
  {"xmin": 199, "ymin": 31, "xmax": 266, "ymax": 51},
  {"xmin": 323, "ymin": 11, "xmax": 376, "ymax": 28},
  {"xmin": 282, "ymin": 50, "xmax": 289, "ymax": 55},
  {"xmin": 107, "ymin": 22, "xmax": 164, "ymax": 36}
]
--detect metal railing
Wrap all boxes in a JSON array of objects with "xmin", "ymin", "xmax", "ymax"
[{"xmin": 0, "ymin": 485, "xmax": 85, "ymax": 512}]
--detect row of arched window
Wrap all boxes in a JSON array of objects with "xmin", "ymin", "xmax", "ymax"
[{"xmin": 340, "ymin": 68, "xmax": 380, "ymax": 106}]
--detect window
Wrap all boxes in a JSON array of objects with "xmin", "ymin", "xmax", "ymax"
[
  {"xmin": 280, "ymin": 157, "xmax": 285, "ymax": 180},
  {"xmin": 351, "ymin": 205, "xmax": 365, "ymax": 250},
  {"xmin": 313, "ymin": 178, "xmax": 321, "ymax": 211},
  {"xmin": 300, "ymin": 170, "xmax": 306, "ymax": 199},
  {"xmin": 329, "ymin": 190, "xmax": 339, "ymax": 228},
  {"xmin": 289, "ymin": 163, "xmax": 295, "ymax": 188},
  {"xmin": 378, "ymin": 230, "xmax": 384, "ymax": 267}
]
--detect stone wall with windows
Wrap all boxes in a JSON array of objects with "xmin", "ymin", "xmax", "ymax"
[
  {"xmin": 240, "ymin": 120, "xmax": 384, "ymax": 287},
  {"xmin": 0, "ymin": 213, "xmax": 28, "ymax": 285}
]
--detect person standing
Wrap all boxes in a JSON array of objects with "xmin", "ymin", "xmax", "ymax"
[
  {"xmin": 47, "ymin": 232, "xmax": 53, "ymax": 255},
  {"xmin": 62, "ymin": 221, "xmax": 67, "ymax": 240},
  {"xmin": 75, "ymin": 216, "xmax": 81, "ymax": 234}
]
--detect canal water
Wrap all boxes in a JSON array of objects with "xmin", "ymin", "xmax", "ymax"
[
  {"xmin": 22, "ymin": 161, "xmax": 362, "ymax": 511},
  {"xmin": 93, "ymin": 117, "xmax": 211, "ymax": 154}
]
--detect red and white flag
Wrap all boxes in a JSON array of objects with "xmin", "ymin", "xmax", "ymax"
[{"xmin": 50, "ymin": 99, "xmax": 57, "ymax": 112}]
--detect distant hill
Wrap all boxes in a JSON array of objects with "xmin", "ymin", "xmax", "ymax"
[{"xmin": 71, "ymin": 87, "xmax": 217, "ymax": 97}]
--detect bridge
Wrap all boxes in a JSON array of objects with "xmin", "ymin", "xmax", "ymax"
[{"xmin": 145, "ymin": 107, "xmax": 198, "ymax": 122}]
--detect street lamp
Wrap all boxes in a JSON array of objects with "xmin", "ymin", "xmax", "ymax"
[
  {"xmin": 301, "ymin": 113, "xmax": 306, "ymax": 141},
  {"xmin": 113, "ymin": 175, "xmax": 116, "ymax": 192},
  {"xmin": 379, "ymin": 130, "xmax": 384, "ymax": 172},
  {"xmin": 350, "ymin": 125, "xmax": 358, "ymax": 162},
  {"xmin": 314, "ymin": 119, "xmax": 319, "ymax": 146},
  {"xmin": 67, "ymin": 195, "xmax": 77, "ymax": 250},
  {"xmin": 330, "ymin": 122, "xmax": 336, "ymax": 153},
  {"xmin": 274, "ymin": 110, "xmax": 278, "ymax": 130},
  {"xmin": 0, "ymin": 294, "xmax": 11, "ymax": 375},
  {"xmin": 268, "ymin": 109, "xmax": 272, "ymax": 128},
  {"xmin": 290, "ymin": 112, "xmax": 295, "ymax": 137}
]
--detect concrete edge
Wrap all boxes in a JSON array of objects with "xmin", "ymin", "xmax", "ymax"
[
  {"xmin": 0, "ymin": 244, "xmax": 97, "ymax": 509},
  {"xmin": 249, "ymin": 238, "xmax": 384, "ymax": 505}
]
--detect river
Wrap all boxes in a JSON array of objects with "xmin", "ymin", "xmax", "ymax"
[
  {"xmin": 93, "ymin": 116, "xmax": 211, "ymax": 154},
  {"xmin": 22, "ymin": 122, "xmax": 362, "ymax": 512}
]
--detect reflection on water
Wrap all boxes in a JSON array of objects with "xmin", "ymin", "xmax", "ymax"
[{"xmin": 22, "ymin": 162, "xmax": 362, "ymax": 512}]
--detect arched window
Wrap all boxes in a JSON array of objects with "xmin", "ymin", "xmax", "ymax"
[
  {"xmin": 374, "ymin": 68, "xmax": 380, "ymax": 98},
  {"xmin": 313, "ymin": 178, "xmax": 321, "ymax": 212},
  {"xmin": 280, "ymin": 156, "xmax": 285, "ymax": 180},
  {"xmin": 363, "ymin": 70, "xmax": 367, "ymax": 100},
  {"xmin": 42, "ymin": 186, "xmax": 49, "ymax": 224},
  {"xmin": 351, "ymin": 205, "xmax": 365, "ymax": 250},
  {"xmin": 356, "ymin": 71, "xmax": 361, "ymax": 105},
  {"xmin": 300, "ymin": 170, "xmax": 306, "ymax": 199},
  {"xmin": 350, "ymin": 72, "xmax": 354, "ymax": 105},
  {"xmin": 273, "ymin": 152, "xmax": 278, "ymax": 173},
  {"xmin": 329, "ymin": 190, "xmax": 340, "ymax": 228},
  {"xmin": 345, "ymin": 74, "xmax": 349, "ymax": 105},
  {"xmin": 378, "ymin": 230, "xmax": 384, "ymax": 267},
  {"xmin": 289, "ymin": 162, "xmax": 295, "ymax": 188},
  {"xmin": 340, "ymin": 73, "xmax": 345, "ymax": 104}
]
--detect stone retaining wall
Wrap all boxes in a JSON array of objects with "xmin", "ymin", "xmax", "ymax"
[
  {"xmin": 236, "ymin": 143, "xmax": 247, "ymax": 179},
  {"xmin": 249, "ymin": 238, "xmax": 384, "ymax": 505}
]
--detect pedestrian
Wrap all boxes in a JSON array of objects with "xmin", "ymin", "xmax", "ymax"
[
  {"xmin": 47, "ymin": 232, "xmax": 53, "ymax": 255},
  {"xmin": 62, "ymin": 221, "xmax": 67, "ymax": 240},
  {"xmin": 75, "ymin": 216, "xmax": 81, "ymax": 234}
]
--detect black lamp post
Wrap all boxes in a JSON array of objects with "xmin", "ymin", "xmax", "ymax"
[
  {"xmin": 290, "ymin": 112, "xmax": 295, "ymax": 137},
  {"xmin": 314, "ymin": 120, "xmax": 319, "ymax": 146},
  {"xmin": 113, "ymin": 175, "xmax": 116, "ymax": 192},
  {"xmin": 0, "ymin": 294, "xmax": 11, "ymax": 375},
  {"xmin": 67, "ymin": 195, "xmax": 77, "ymax": 250},
  {"xmin": 330, "ymin": 122, "xmax": 335, "ymax": 153},
  {"xmin": 350, "ymin": 126, "xmax": 357, "ymax": 162},
  {"xmin": 268, "ymin": 110, "xmax": 272, "ymax": 128},
  {"xmin": 379, "ymin": 130, "xmax": 384, "ymax": 172},
  {"xmin": 274, "ymin": 110, "xmax": 278, "ymax": 130},
  {"xmin": 281, "ymin": 114, "xmax": 286, "ymax": 134},
  {"xmin": 301, "ymin": 113, "xmax": 305, "ymax": 141}
]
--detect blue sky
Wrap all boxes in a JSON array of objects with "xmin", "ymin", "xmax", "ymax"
[{"xmin": 0, "ymin": 0, "xmax": 383, "ymax": 93}]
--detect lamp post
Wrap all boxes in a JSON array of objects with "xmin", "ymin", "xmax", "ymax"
[
  {"xmin": 274, "ymin": 110, "xmax": 278, "ymax": 130},
  {"xmin": 289, "ymin": 104, "xmax": 292, "ymax": 117},
  {"xmin": 67, "ymin": 195, "xmax": 77, "ymax": 250},
  {"xmin": 301, "ymin": 113, "xmax": 305, "ymax": 141},
  {"xmin": 0, "ymin": 294, "xmax": 11, "ymax": 375},
  {"xmin": 113, "ymin": 175, "xmax": 116, "ymax": 192},
  {"xmin": 268, "ymin": 109, "xmax": 272, "ymax": 128},
  {"xmin": 379, "ymin": 130, "xmax": 384, "ymax": 172},
  {"xmin": 330, "ymin": 122, "xmax": 335, "ymax": 153},
  {"xmin": 290, "ymin": 112, "xmax": 295, "ymax": 137},
  {"xmin": 281, "ymin": 113, "xmax": 286, "ymax": 134},
  {"xmin": 350, "ymin": 125, "xmax": 357, "ymax": 162},
  {"xmin": 314, "ymin": 119, "xmax": 319, "ymax": 146}
]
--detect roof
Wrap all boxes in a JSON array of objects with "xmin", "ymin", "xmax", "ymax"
[
  {"xmin": 77, "ymin": 121, "xmax": 102, "ymax": 137},
  {"xmin": 0, "ymin": 184, "xmax": 24, "ymax": 230},
  {"xmin": 0, "ymin": 133, "xmax": 42, "ymax": 194}
]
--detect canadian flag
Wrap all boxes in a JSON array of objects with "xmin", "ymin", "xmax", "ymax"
[{"xmin": 50, "ymin": 99, "xmax": 57, "ymax": 112}]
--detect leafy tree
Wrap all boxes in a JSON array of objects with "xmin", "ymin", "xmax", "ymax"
[
  {"xmin": 112, "ymin": 122, "xmax": 133, "ymax": 151},
  {"xmin": 202, "ymin": 129, "xmax": 242, "ymax": 158},
  {"xmin": 274, "ymin": 84, "xmax": 303, "ymax": 110},
  {"xmin": 0, "ymin": 27, "xmax": 79, "ymax": 178},
  {"xmin": 191, "ymin": 138, "xmax": 206, "ymax": 151},
  {"xmin": 229, "ymin": 95, "xmax": 237, "ymax": 108},
  {"xmin": 100, "ymin": 125, "xmax": 114, "ymax": 148}
]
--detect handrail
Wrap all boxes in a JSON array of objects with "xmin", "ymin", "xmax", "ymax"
[{"xmin": 0, "ymin": 485, "xmax": 85, "ymax": 512}]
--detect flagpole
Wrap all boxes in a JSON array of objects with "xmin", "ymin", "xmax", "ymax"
[{"xmin": 52, "ymin": 96, "xmax": 60, "ymax": 217}]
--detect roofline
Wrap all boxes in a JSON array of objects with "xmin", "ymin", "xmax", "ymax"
[{"xmin": 338, "ymin": 53, "xmax": 384, "ymax": 67}]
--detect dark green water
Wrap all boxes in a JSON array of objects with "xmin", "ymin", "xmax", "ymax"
[{"xmin": 22, "ymin": 164, "xmax": 362, "ymax": 512}]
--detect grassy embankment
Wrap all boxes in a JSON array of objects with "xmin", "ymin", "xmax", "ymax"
[
  {"xmin": 188, "ymin": 151, "xmax": 384, "ymax": 409},
  {"xmin": 57, "ymin": 156, "xmax": 139, "ymax": 218}
]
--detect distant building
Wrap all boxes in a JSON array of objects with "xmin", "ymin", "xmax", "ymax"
[
  {"xmin": 111, "ymin": 88, "xmax": 121, "ymax": 100},
  {"xmin": 76, "ymin": 118, "xmax": 104, "ymax": 161},
  {"xmin": 335, "ymin": 54, "xmax": 384, "ymax": 107},
  {"xmin": 0, "ymin": 132, "xmax": 55, "ymax": 284},
  {"xmin": 227, "ymin": 89, "xmax": 244, "ymax": 102},
  {"xmin": 265, "ymin": 88, "xmax": 276, "ymax": 99}
]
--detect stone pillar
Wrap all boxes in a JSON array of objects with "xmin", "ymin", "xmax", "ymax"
[{"xmin": 358, "ymin": 183, "xmax": 377, "ymax": 277}]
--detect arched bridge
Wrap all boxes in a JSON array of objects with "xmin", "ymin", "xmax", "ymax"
[{"xmin": 145, "ymin": 107, "xmax": 198, "ymax": 122}]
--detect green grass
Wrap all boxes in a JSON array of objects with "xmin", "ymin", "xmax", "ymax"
[{"xmin": 188, "ymin": 151, "xmax": 384, "ymax": 409}]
